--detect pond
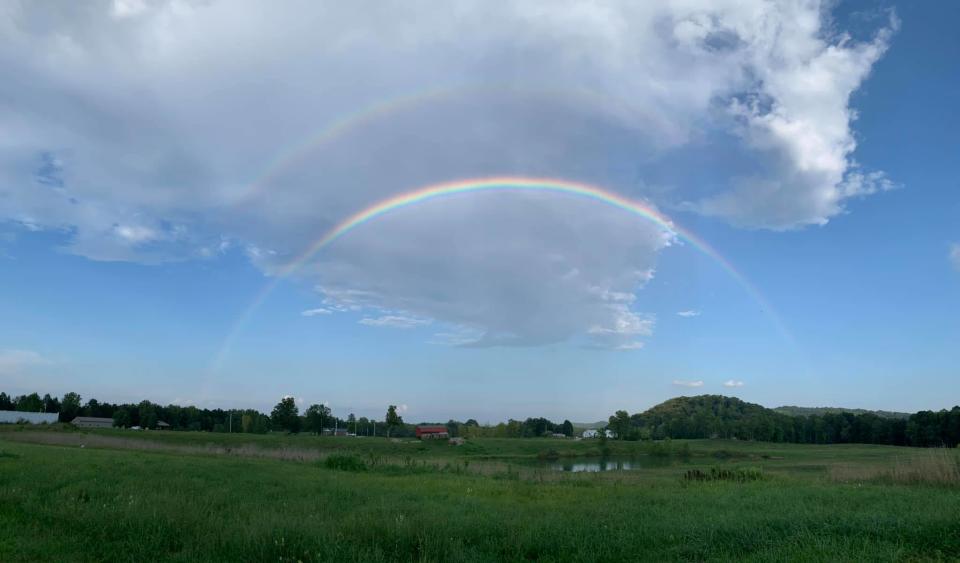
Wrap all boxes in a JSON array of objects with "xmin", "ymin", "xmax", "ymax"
[{"xmin": 542, "ymin": 456, "xmax": 677, "ymax": 473}]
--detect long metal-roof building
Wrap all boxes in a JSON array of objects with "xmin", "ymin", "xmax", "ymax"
[
  {"xmin": 0, "ymin": 410, "xmax": 59, "ymax": 425},
  {"xmin": 71, "ymin": 416, "xmax": 115, "ymax": 429}
]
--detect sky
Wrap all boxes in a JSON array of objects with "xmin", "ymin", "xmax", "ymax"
[{"xmin": 1, "ymin": 0, "xmax": 957, "ymax": 423}]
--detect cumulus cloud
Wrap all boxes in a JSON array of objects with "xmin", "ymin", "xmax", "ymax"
[
  {"xmin": 723, "ymin": 379, "xmax": 745, "ymax": 388},
  {"xmin": 672, "ymin": 379, "xmax": 704, "ymax": 388},
  {"xmin": 950, "ymin": 244, "xmax": 960, "ymax": 272},
  {"xmin": 691, "ymin": 10, "xmax": 897, "ymax": 229},
  {"xmin": 0, "ymin": 1, "xmax": 894, "ymax": 347},
  {"xmin": 300, "ymin": 308, "xmax": 332, "ymax": 317},
  {"xmin": 677, "ymin": 310, "xmax": 701, "ymax": 318}
]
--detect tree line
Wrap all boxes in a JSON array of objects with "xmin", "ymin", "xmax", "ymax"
[
  {"xmin": 605, "ymin": 395, "xmax": 960, "ymax": 448},
  {"xmin": 0, "ymin": 391, "xmax": 575, "ymax": 439},
  {"xmin": 447, "ymin": 417, "xmax": 575, "ymax": 438},
  {"xmin": 0, "ymin": 391, "xmax": 361, "ymax": 435},
  {"xmin": 18, "ymin": 389, "xmax": 951, "ymax": 447}
]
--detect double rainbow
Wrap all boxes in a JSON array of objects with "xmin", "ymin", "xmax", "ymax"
[{"xmin": 209, "ymin": 176, "xmax": 793, "ymax": 373}]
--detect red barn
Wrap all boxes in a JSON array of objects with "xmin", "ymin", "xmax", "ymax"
[{"xmin": 415, "ymin": 425, "xmax": 450, "ymax": 439}]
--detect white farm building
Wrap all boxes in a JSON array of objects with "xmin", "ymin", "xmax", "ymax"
[{"xmin": 0, "ymin": 410, "xmax": 59, "ymax": 425}]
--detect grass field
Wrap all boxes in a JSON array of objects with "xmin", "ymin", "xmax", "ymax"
[{"xmin": 2, "ymin": 427, "xmax": 959, "ymax": 562}]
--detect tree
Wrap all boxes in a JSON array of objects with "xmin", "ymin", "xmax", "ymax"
[
  {"xmin": 347, "ymin": 413, "xmax": 357, "ymax": 434},
  {"xmin": 42, "ymin": 393, "xmax": 60, "ymax": 414},
  {"xmin": 385, "ymin": 405, "xmax": 403, "ymax": 437},
  {"xmin": 521, "ymin": 417, "xmax": 555, "ymax": 437},
  {"xmin": 241, "ymin": 410, "xmax": 271, "ymax": 434},
  {"xmin": 61, "ymin": 392, "xmax": 82, "ymax": 422},
  {"xmin": 138, "ymin": 401, "xmax": 158, "ymax": 429},
  {"xmin": 84, "ymin": 398, "xmax": 101, "ymax": 417},
  {"xmin": 304, "ymin": 404, "xmax": 331, "ymax": 435},
  {"xmin": 271, "ymin": 396, "xmax": 301, "ymax": 434},
  {"xmin": 113, "ymin": 408, "xmax": 131, "ymax": 428},
  {"xmin": 561, "ymin": 419, "xmax": 574, "ymax": 437},
  {"xmin": 0, "ymin": 392, "xmax": 13, "ymax": 411},
  {"xmin": 15, "ymin": 393, "xmax": 43, "ymax": 413},
  {"xmin": 608, "ymin": 410, "xmax": 631, "ymax": 440}
]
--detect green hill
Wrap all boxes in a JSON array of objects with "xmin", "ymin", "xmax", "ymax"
[
  {"xmin": 610, "ymin": 395, "xmax": 794, "ymax": 441},
  {"xmin": 606, "ymin": 395, "xmax": 933, "ymax": 445}
]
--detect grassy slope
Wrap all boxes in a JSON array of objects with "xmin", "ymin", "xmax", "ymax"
[{"xmin": 1, "ymin": 432, "xmax": 959, "ymax": 562}]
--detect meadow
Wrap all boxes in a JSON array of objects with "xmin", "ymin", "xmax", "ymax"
[{"xmin": 1, "ymin": 427, "xmax": 959, "ymax": 562}]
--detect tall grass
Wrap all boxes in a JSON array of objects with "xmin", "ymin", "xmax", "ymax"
[
  {"xmin": 830, "ymin": 448, "xmax": 960, "ymax": 485},
  {"xmin": 3, "ymin": 436, "xmax": 960, "ymax": 560}
]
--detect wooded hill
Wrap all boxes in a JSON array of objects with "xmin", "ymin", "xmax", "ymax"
[{"xmin": 607, "ymin": 395, "xmax": 959, "ymax": 447}]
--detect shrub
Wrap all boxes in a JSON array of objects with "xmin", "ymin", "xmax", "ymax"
[
  {"xmin": 682, "ymin": 466, "xmax": 764, "ymax": 483},
  {"xmin": 537, "ymin": 449, "xmax": 560, "ymax": 461},
  {"xmin": 323, "ymin": 454, "xmax": 367, "ymax": 472}
]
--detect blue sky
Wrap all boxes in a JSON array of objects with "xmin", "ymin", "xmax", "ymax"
[{"xmin": 1, "ymin": 1, "xmax": 957, "ymax": 423}]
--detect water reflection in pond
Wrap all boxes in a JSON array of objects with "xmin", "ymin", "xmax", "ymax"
[{"xmin": 545, "ymin": 457, "xmax": 675, "ymax": 472}]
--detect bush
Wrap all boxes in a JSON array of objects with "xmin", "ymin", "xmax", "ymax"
[
  {"xmin": 537, "ymin": 449, "xmax": 560, "ymax": 461},
  {"xmin": 322, "ymin": 454, "xmax": 367, "ymax": 472},
  {"xmin": 682, "ymin": 466, "xmax": 764, "ymax": 483}
]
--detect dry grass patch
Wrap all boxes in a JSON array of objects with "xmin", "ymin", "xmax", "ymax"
[{"xmin": 830, "ymin": 449, "xmax": 960, "ymax": 486}]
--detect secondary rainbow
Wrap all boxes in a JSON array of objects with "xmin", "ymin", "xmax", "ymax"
[
  {"xmin": 231, "ymin": 87, "xmax": 459, "ymax": 203},
  {"xmin": 209, "ymin": 176, "xmax": 795, "ymax": 374},
  {"xmin": 233, "ymin": 85, "xmax": 623, "ymax": 204}
]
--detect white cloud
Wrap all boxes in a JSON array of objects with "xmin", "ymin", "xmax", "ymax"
[
  {"xmin": 0, "ymin": 1, "xmax": 894, "ymax": 347},
  {"xmin": 950, "ymin": 243, "xmax": 960, "ymax": 272},
  {"xmin": 113, "ymin": 224, "xmax": 157, "ymax": 244},
  {"xmin": 0, "ymin": 349, "xmax": 51, "ymax": 375},
  {"xmin": 723, "ymin": 379, "xmax": 745, "ymax": 388},
  {"xmin": 677, "ymin": 310, "xmax": 700, "ymax": 318},
  {"xmin": 691, "ymin": 10, "xmax": 898, "ymax": 229},
  {"xmin": 300, "ymin": 308, "xmax": 332, "ymax": 317},
  {"xmin": 429, "ymin": 326, "xmax": 486, "ymax": 347},
  {"xmin": 359, "ymin": 315, "xmax": 432, "ymax": 329},
  {"xmin": 672, "ymin": 379, "xmax": 704, "ymax": 388}
]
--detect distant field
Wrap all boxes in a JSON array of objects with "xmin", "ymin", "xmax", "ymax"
[{"xmin": 1, "ymin": 428, "xmax": 959, "ymax": 562}]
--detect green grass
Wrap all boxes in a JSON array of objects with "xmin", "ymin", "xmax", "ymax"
[{"xmin": 1, "ymin": 430, "xmax": 959, "ymax": 561}]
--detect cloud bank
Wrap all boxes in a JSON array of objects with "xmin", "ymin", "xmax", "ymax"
[{"xmin": 0, "ymin": 1, "xmax": 895, "ymax": 348}]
